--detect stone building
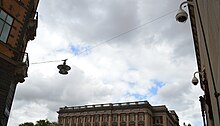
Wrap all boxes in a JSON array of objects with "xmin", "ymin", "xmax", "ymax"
[
  {"xmin": 186, "ymin": 0, "xmax": 220, "ymax": 125},
  {"xmin": 57, "ymin": 101, "xmax": 179, "ymax": 126},
  {"xmin": 0, "ymin": 0, "xmax": 39, "ymax": 125}
]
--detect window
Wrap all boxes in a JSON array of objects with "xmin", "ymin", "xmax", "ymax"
[
  {"xmin": 95, "ymin": 115, "xmax": 99, "ymax": 122},
  {"xmin": 121, "ymin": 114, "xmax": 126, "ymax": 122},
  {"xmin": 58, "ymin": 117, "xmax": 63, "ymax": 124},
  {"xmin": 65, "ymin": 117, "xmax": 69, "ymax": 126},
  {"xmin": 129, "ymin": 113, "xmax": 135, "ymax": 121},
  {"xmin": 78, "ymin": 116, "xmax": 83, "ymax": 123},
  {"xmin": 71, "ymin": 117, "xmax": 76, "ymax": 126},
  {"xmin": 102, "ymin": 114, "xmax": 107, "ymax": 122},
  {"xmin": 153, "ymin": 116, "xmax": 162, "ymax": 124},
  {"xmin": 112, "ymin": 114, "xmax": 118, "ymax": 122},
  {"xmin": 138, "ymin": 113, "xmax": 144, "ymax": 121},
  {"xmin": 0, "ymin": 10, "xmax": 13, "ymax": 43},
  {"xmin": 86, "ymin": 115, "xmax": 90, "ymax": 122}
]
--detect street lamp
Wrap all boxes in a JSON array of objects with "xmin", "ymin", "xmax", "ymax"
[{"xmin": 57, "ymin": 59, "xmax": 71, "ymax": 75}]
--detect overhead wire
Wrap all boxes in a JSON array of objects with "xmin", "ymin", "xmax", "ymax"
[
  {"xmin": 31, "ymin": 9, "xmax": 178, "ymax": 65},
  {"xmin": 31, "ymin": 59, "xmax": 65, "ymax": 64}
]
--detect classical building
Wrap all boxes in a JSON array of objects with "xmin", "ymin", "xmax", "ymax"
[
  {"xmin": 57, "ymin": 101, "xmax": 179, "ymax": 126},
  {"xmin": 184, "ymin": 0, "xmax": 220, "ymax": 126},
  {"xmin": 0, "ymin": 0, "xmax": 39, "ymax": 125}
]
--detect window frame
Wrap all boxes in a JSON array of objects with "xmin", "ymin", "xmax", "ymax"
[{"xmin": 0, "ymin": 10, "xmax": 13, "ymax": 43}]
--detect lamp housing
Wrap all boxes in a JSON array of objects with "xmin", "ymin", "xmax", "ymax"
[{"xmin": 57, "ymin": 60, "xmax": 71, "ymax": 75}]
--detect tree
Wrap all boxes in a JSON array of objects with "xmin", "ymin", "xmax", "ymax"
[
  {"xmin": 19, "ymin": 119, "xmax": 58, "ymax": 126},
  {"xmin": 19, "ymin": 122, "xmax": 34, "ymax": 126}
]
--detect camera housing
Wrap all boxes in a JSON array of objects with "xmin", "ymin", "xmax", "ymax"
[
  {"xmin": 192, "ymin": 76, "xmax": 199, "ymax": 85},
  {"xmin": 176, "ymin": 9, "xmax": 188, "ymax": 23}
]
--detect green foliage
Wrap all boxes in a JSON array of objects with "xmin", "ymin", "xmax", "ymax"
[
  {"xmin": 19, "ymin": 119, "xmax": 58, "ymax": 126},
  {"xmin": 19, "ymin": 122, "xmax": 34, "ymax": 126}
]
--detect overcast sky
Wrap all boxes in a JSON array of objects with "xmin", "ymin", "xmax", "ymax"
[{"xmin": 8, "ymin": 0, "xmax": 203, "ymax": 126}]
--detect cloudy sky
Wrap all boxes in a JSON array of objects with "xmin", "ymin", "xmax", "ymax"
[{"xmin": 8, "ymin": 0, "xmax": 203, "ymax": 126}]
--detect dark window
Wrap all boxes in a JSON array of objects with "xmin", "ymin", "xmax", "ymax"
[
  {"xmin": 112, "ymin": 114, "xmax": 118, "ymax": 122},
  {"xmin": 129, "ymin": 113, "xmax": 135, "ymax": 121},
  {"xmin": 102, "ymin": 114, "xmax": 107, "ymax": 122},
  {"xmin": 58, "ymin": 117, "xmax": 63, "ymax": 124},
  {"xmin": 79, "ymin": 116, "xmax": 83, "ymax": 123},
  {"xmin": 95, "ymin": 115, "xmax": 99, "ymax": 122},
  {"xmin": 138, "ymin": 113, "xmax": 144, "ymax": 121},
  {"xmin": 153, "ymin": 116, "xmax": 163, "ymax": 124},
  {"xmin": 65, "ymin": 117, "xmax": 69, "ymax": 126},
  {"xmin": 86, "ymin": 115, "xmax": 90, "ymax": 122},
  {"xmin": 71, "ymin": 117, "xmax": 76, "ymax": 126},
  {"xmin": 121, "ymin": 113, "xmax": 126, "ymax": 122},
  {"xmin": 0, "ymin": 10, "xmax": 13, "ymax": 43}
]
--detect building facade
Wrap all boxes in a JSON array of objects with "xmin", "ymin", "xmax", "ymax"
[
  {"xmin": 188, "ymin": 0, "xmax": 220, "ymax": 125},
  {"xmin": 0, "ymin": 0, "xmax": 39, "ymax": 125},
  {"xmin": 57, "ymin": 101, "xmax": 179, "ymax": 126}
]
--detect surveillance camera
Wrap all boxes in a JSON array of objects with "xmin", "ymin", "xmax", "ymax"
[
  {"xmin": 192, "ymin": 76, "xmax": 199, "ymax": 85},
  {"xmin": 176, "ymin": 9, "xmax": 188, "ymax": 23}
]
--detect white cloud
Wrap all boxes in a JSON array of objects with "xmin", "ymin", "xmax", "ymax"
[{"xmin": 8, "ymin": 0, "xmax": 203, "ymax": 126}]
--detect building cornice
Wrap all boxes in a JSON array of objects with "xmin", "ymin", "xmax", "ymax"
[
  {"xmin": 58, "ymin": 100, "xmax": 153, "ymax": 114},
  {"xmin": 188, "ymin": 0, "xmax": 202, "ymax": 72}
]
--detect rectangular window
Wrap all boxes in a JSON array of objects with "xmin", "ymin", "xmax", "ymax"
[
  {"xmin": 121, "ymin": 114, "xmax": 126, "ymax": 122},
  {"xmin": 58, "ymin": 117, "xmax": 63, "ymax": 124},
  {"xmin": 86, "ymin": 115, "xmax": 90, "ymax": 122},
  {"xmin": 65, "ymin": 117, "xmax": 69, "ymax": 126},
  {"xmin": 0, "ymin": 10, "xmax": 13, "ymax": 43},
  {"xmin": 71, "ymin": 117, "xmax": 76, "ymax": 126},
  {"xmin": 112, "ymin": 114, "xmax": 118, "ymax": 122},
  {"xmin": 79, "ymin": 116, "xmax": 83, "ymax": 123},
  {"xmin": 138, "ymin": 113, "xmax": 144, "ymax": 121},
  {"xmin": 102, "ymin": 114, "xmax": 107, "ymax": 122},
  {"xmin": 129, "ymin": 113, "xmax": 135, "ymax": 121},
  {"xmin": 153, "ymin": 116, "xmax": 162, "ymax": 124},
  {"xmin": 95, "ymin": 115, "xmax": 99, "ymax": 122}
]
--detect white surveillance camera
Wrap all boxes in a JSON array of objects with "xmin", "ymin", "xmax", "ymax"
[
  {"xmin": 175, "ymin": 9, "xmax": 188, "ymax": 23},
  {"xmin": 192, "ymin": 76, "xmax": 199, "ymax": 85}
]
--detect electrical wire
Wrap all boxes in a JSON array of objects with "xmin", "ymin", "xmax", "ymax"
[
  {"xmin": 31, "ymin": 9, "xmax": 177, "ymax": 65},
  {"xmin": 31, "ymin": 59, "xmax": 64, "ymax": 64}
]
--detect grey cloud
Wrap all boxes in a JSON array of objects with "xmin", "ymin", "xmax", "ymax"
[{"xmin": 39, "ymin": 0, "xmax": 140, "ymax": 43}]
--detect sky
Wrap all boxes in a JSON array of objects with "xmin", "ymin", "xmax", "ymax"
[{"xmin": 8, "ymin": 0, "xmax": 203, "ymax": 126}]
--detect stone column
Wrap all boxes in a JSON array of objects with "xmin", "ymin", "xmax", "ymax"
[
  {"xmin": 70, "ymin": 116, "xmax": 72, "ymax": 126},
  {"xmin": 83, "ymin": 116, "xmax": 85, "ymax": 126},
  {"xmin": 135, "ymin": 113, "xmax": 138, "ymax": 126},
  {"xmin": 63, "ymin": 117, "xmax": 65, "ymax": 126},
  {"xmin": 118, "ymin": 114, "xmax": 121, "ymax": 126},
  {"xmin": 126, "ymin": 113, "xmax": 129, "ymax": 126},
  {"xmin": 163, "ymin": 116, "xmax": 166, "ymax": 126},
  {"xmin": 76, "ymin": 116, "xmax": 78, "ymax": 126},
  {"xmin": 91, "ymin": 115, "xmax": 94, "ymax": 126},
  {"xmin": 99, "ymin": 114, "xmax": 102, "ymax": 126},
  {"xmin": 144, "ymin": 112, "xmax": 147, "ymax": 126},
  {"xmin": 108, "ymin": 114, "xmax": 111, "ymax": 126}
]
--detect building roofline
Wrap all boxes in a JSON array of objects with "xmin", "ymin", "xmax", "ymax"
[
  {"xmin": 152, "ymin": 106, "xmax": 179, "ymax": 125},
  {"xmin": 58, "ymin": 100, "xmax": 153, "ymax": 113},
  {"xmin": 188, "ymin": 0, "xmax": 202, "ymax": 72}
]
